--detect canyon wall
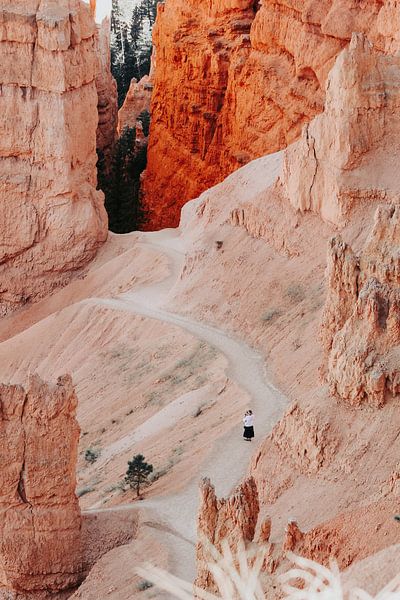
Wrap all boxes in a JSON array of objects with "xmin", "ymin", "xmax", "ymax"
[
  {"xmin": 0, "ymin": 0, "xmax": 108, "ymax": 314},
  {"xmin": 144, "ymin": 0, "xmax": 400, "ymax": 229},
  {"xmin": 0, "ymin": 375, "xmax": 82, "ymax": 593}
]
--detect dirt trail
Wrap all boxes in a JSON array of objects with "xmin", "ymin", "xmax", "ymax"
[{"xmin": 84, "ymin": 228, "xmax": 288, "ymax": 582}]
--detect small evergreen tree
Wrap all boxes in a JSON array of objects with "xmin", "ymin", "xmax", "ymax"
[{"xmin": 125, "ymin": 454, "xmax": 153, "ymax": 497}]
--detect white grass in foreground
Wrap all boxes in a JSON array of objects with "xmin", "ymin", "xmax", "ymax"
[{"xmin": 136, "ymin": 540, "xmax": 400, "ymax": 599}]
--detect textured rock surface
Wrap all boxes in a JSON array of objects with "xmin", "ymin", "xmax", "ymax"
[
  {"xmin": 118, "ymin": 75, "xmax": 153, "ymax": 135},
  {"xmin": 0, "ymin": 374, "xmax": 82, "ymax": 592},
  {"xmin": 0, "ymin": 0, "xmax": 108, "ymax": 314},
  {"xmin": 195, "ymin": 477, "xmax": 259, "ymax": 593},
  {"xmin": 144, "ymin": 0, "xmax": 400, "ymax": 229},
  {"xmin": 322, "ymin": 204, "xmax": 400, "ymax": 406},
  {"xmin": 281, "ymin": 33, "xmax": 400, "ymax": 225},
  {"xmin": 96, "ymin": 17, "xmax": 118, "ymax": 165}
]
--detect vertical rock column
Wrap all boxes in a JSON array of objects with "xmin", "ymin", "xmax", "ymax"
[
  {"xmin": 0, "ymin": 375, "xmax": 82, "ymax": 592},
  {"xmin": 0, "ymin": 0, "xmax": 108, "ymax": 313},
  {"xmin": 195, "ymin": 477, "xmax": 259, "ymax": 594}
]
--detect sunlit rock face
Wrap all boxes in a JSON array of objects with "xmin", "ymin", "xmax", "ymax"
[
  {"xmin": 0, "ymin": 0, "xmax": 108, "ymax": 314},
  {"xmin": 0, "ymin": 375, "xmax": 82, "ymax": 593},
  {"xmin": 144, "ymin": 0, "xmax": 400, "ymax": 229}
]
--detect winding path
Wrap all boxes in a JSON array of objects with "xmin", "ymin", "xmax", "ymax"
[{"xmin": 84, "ymin": 228, "xmax": 288, "ymax": 582}]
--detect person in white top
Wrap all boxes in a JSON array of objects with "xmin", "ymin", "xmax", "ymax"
[{"xmin": 243, "ymin": 410, "xmax": 254, "ymax": 441}]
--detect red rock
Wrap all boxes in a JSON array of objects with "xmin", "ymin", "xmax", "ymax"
[
  {"xmin": 144, "ymin": 0, "xmax": 400, "ymax": 229},
  {"xmin": 195, "ymin": 477, "xmax": 259, "ymax": 593},
  {"xmin": 0, "ymin": 375, "xmax": 82, "ymax": 593}
]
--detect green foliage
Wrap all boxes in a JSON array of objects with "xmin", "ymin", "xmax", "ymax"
[
  {"xmin": 85, "ymin": 448, "xmax": 100, "ymax": 464},
  {"xmin": 111, "ymin": 0, "xmax": 162, "ymax": 107},
  {"xmin": 138, "ymin": 109, "xmax": 151, "ymax": 137},
  {"xmin": 98, "ymin": 127, "xmax": 147, "ymax": 233},
  {"xmin": 125, "ymin": 454, "xmax": 154, "ymax": 497}
]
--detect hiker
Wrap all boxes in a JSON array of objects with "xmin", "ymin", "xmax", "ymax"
[{"xmin": 243, "ymin": 410, "xmax": 254, "ymax": 441}]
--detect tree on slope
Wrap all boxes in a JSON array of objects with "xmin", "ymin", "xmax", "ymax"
[{"xmin": 125, "ymin": 454, "xmax": 154, "ymax": 497}]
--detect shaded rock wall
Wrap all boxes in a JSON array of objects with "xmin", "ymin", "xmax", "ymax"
[
  {"xmin": 144, "ymin": 0, "xmax": 400, "ymax": 229},
  {"xmin": 96, "ymin": 17, "xmax": 118, "ymax": 166},
  {"xmin": 0, "ymin": 375, "xmax": 82, "ymax": 592},
  {"xmin": 0, "ymin": 0, "xmax": 108, "ymax": 314},
  {"xmin": 118, "ymin": 75, "xmax": 153, "ymax": 135},
  {"xmin": 322, "ymin": 204, "xmax": 400, "ymax": 406}
]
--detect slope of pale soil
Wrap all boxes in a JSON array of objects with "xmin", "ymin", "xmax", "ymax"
[
  {"xmin": 0, "ymin": 224, "xmax": 287, "ymax": 596},
  {"xmin": 162, "ymin": 153, "xmax": 400, "ymax": 584}
]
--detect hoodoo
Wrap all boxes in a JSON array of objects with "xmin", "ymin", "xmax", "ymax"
[
  {"xmin": 0, "ymin": 375, "xmax": 82, "ymax": 593},
  {"xmin": 0, "ymin": 0, "xmax": 108, "ymax": 314}
]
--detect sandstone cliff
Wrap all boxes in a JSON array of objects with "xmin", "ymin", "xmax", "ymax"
[
  {"xmin": 0, "ymin": 0, "xmax": 108, "ymax": 314},
  {"xmin": 144, "ymin": 0, "xmax": 400, "ymax": 229},
  {"xmin": 322, "ymin": 204, "xmax": 400, "ymax": 407},
  {"xmin": 0, "ymin": 374, "xmax": 82, "ymax": 593}
]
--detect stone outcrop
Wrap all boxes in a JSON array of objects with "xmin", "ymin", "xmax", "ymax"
[
  {"xmin": 144, "ymin": 0, "xmax": 400, "ymax": 229},
  {"xmin": 96, "ymin": 17, "xmax": 118, "ymax": 166},
  {"xmin": 118, "ymin": 75, "xmax": 153, "ymax": 135},
  {"xmin": 195, "ymin": 477, "xmax": 259, "ymax": 593},
  {"xmin": 270, "ymin": 403, "xmax": 336, "ymax": 475},
  {"xmin": 281, "ymin": 33, "xmax": 400, "ymax": 225},
  {"xmin": 0, "ymin": 374, "xmax": 82, "ymax": 593},
  {"xmin": 0, "ymin": 0, "xmax": 108, "ymax": 314},
  {"xmin": 322, "ymin": 204, "xmax": 400, "ymax": 406}
]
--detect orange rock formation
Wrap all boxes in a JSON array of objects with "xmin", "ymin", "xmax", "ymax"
[
  {"xmin": 118, "ymin": 76, "xmax": 153, "ymax": 135},
  {"xmin": 0, "ymin": 1, "xmax": 108, "ymax": 314},
  {"xmin": 0, "ymin": 375, "xmax": 82, "ymax": 593},
  {"xmin": 195, "ymin": 477, "xmax": 259, "ymax": 593},
  {"xmin": 144, "ymin": 0, "xmax": 400, "ymax": 229},
  {"xmin": 322, "ymin": 204, "xmax": 400, "ymax": 407}
]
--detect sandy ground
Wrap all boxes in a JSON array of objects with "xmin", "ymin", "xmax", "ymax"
[{"xmin": 0, "ymin": 224, "xmax": 288, "ymax": 596}]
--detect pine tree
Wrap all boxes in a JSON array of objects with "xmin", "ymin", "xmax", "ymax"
[{"xmin": 125, "ymin": 454, "xmax": 153, "ymax": 497}]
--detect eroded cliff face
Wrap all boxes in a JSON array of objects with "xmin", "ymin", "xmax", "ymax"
[
  {"xmin": 0, "ymin": 0, "xmax": 108, "ymax": 314},
  {"xmin": 322, "ymin": 204, "xmax": 400, "ymax": 407},
  {"xmin": 144, "ymin": 0, "xmax": 400, "ymax": 229},
  {"xmin": 96, "ymin": 17, "xmax": 118, "ymax": 166},
  {"xmin": 281, "ymin": 33, "xmax": 400, "ymax": 225},
  {"xmin": 0, "ymin": 374, "xmax": 82, "ymax": 593}
]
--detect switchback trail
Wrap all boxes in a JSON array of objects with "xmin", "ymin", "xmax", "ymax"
[{"xmin": 84, "ymin": 228, "xmax": 288, "ymax": 583}]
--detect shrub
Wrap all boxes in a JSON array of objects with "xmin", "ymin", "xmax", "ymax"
[
  {"xmin": 261, "ymin": 308, "xmax": 282, "ymax": 323},
  {"xmin": 85, "ymin": 448, "xmax": 100, "ymax": 464},
  {"xmin": 137, "ymin": 580, "xmax": 154, "ymax": 591},
  {"xmin": 286, "ymin": 284, "xmax": 306, "ymax": 304}
]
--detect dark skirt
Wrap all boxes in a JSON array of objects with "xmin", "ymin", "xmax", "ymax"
[{"xmin": 243, "ymin": 426, "xmax": 254, "ymax": 439}]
